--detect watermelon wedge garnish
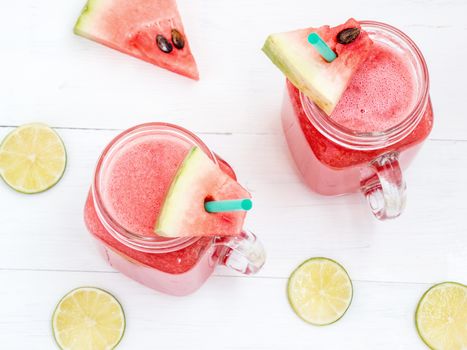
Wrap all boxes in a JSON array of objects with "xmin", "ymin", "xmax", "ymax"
[
  {"xmin": 155, "ymin": 147, "xmax": 250, "ymax": 238},
  {"xmin": 262, "ymin": 18, "xmax": 373, "ymax": 114},
  {"xmin": 74, "ymin": 0, "xmax": 199, "ymax": 80}
]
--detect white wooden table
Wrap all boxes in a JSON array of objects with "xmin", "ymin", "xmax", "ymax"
[{"xmin": 1, "ymin": 1, "xmax": 466, "ymax": 349}]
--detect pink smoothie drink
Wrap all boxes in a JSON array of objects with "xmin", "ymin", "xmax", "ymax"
[
  {"xmin": 282, "ymin": 22, "xmax": 433, "ymax": 198},
  {"xmin": 84, "ymin": 124, "xmax": 263, "ymax": 295}
]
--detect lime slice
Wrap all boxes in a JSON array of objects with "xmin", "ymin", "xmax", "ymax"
[
  {"xmin": 0, "ymin": 123, "xmax": 66, "ymax": 194},
  {"xmin": 52, "ymin": 287, "xmax": 125, "ymax": 350},
  {"xmin": 415, "ymin": 282, "xmax": 467, "ymax": 350},
  {"xmin": 287, "ymin": 257, "xmax": 353, "ymax": 325}
]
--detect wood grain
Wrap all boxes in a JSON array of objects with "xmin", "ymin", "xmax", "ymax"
[
  {"xmin": 0, "ymin": 0, "xmax": 465, "ymax": 137},
  {"xmin": 0, "ymin": 270, "xmax": 431, "ymax": 349},
  {"xmin": 0, "ymin": 0, "xmax": 466, "ymax": 349}
]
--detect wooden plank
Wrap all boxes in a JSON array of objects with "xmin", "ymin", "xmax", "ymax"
[
  {"xmin": 0, "ymin": 269, "xmax": 430, "ymax": 349},
  {"xmin": 1, "ymin": 1, "xmax": 466, "ymax": 347},
  {"xmin": 0, "ymin": 128, "xmax": 465, "ymax": 285},
  {"xmin": 0, "ymin": 0, "xmax": 465, "ymax": 139}
]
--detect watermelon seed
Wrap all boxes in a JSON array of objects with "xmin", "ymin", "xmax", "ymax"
[
  {"xmin": 156, "ymin": 34, "xmax": 173, "ymax": 53},
  {"xmin": 171, "ymin": 29, "xmax": 185, "ymax": 50},
  {"xmin": 337, "ymin": 28, "xmax": 361, "ymax": 45}
]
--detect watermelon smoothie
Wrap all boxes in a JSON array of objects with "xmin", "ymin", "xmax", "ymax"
[
  {"xmin": 84, "ymin": 123, "xmax": 265, "ymax": 295},
  {"xmin": 281, "ymin": 22, "xmax": 433, "ymax": 219}
]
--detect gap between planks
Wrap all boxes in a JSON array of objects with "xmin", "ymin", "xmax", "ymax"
[
  {"xmin": 0, "ymin": 125, "xmax": 466, "ymax": 141},
  {"xmin": 0, "ymin": 267, "xmax": 432, "ymax": 286}
]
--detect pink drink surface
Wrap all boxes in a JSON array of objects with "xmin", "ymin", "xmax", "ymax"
[
  {"xmin": 102, "ymin": 135, "xmax": 190, "ymax": 236},
  {"xmin": 330, "ymin": 42, "xmax": 417, "ymax": 132}
]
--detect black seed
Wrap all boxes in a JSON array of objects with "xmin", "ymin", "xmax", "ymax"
[
  {"xmin": 171, "ymin": 29, "xmax": 185, "ymax": 50},
  {"xmin": 337, "ymin": 27, "xmax": 361, "ymax": 45},
  {"xmin": 156, "ymin": 34, "xmax": 173, "ymax": 53}
]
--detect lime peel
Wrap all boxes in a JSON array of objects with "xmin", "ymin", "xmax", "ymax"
[
  {"xmin": 0, "ymin": 123, "xmax": 66, "ymax": 194},
  {"xmin": 415, "ymin": 281, "xmax": 467, "ymax": 350},
  {"xmin": 52, "ymin": 287, "xmax": 125, "ymax": 350},
  {"xmin": 287, "ymin": 257, "xmax": 353, "ymax": 326}
]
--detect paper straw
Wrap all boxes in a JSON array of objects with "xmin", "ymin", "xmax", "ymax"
[
  {"xmin": 205, "ymin": 199, "xmax": 253, "ymax": 213},
  {"xmin": 308, "ymin": 33, "xmax": 337, "ymax": 62}
]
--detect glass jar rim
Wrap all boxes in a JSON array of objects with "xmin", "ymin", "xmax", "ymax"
[
  {"xmin": 92, "ymin": 122, "xmax": 216, "ymax": 253},
  {"xmin": 300, "ymin": 20, "xmax": 430, "ymax": 151}
]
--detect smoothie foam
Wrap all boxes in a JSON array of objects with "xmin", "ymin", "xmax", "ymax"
[
  {"xmin": 330, "ymin": 42, "xmax": 417, "ymax": 133},
  {"xmin": 102, "ymin": 135, "xmax": 190, "ymax": 237}
]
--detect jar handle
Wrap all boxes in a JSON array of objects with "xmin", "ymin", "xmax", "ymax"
[
  {"xmin": 360, "ymin": 152, "xmax": 407, "ymax": 220},
  {"xmin": 216, "ymin": 230, "xmax": 266, "ymax": 275}
]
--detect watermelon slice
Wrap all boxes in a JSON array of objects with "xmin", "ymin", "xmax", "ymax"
[
  {"xmin": 262, "ymin": 18, "xmax": 373, "ymax": 115},
  {"xmin": 155, "ymin": 147, "xmax": 250, "ymax": 238},
  {"xmin": 74, "ymin": 0, "xmax": 199, "ymax": 80}
]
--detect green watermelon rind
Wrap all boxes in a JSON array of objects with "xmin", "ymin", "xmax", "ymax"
[
  {"xmin": 262, "ymin": 34, "xmax": 338, "ymax": 115},
  {"xmin": 74, "ymin": 0, "xmax": 128, "ymax": 66},
  {"xmin": 74, "ymin": 0, "xmax": 107, "ymax": 37},
  {"xmin": 155, "ymin": 147, "xmax": 213, "ymax": 237}
]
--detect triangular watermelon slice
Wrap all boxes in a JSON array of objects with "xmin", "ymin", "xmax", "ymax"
[
  {"xmin": 74, "ymin": 0, "xmax": 199, "ymax": 80},
  {"xmin": 262, "ymin": 18, "xmax": 373, "ymax": 115},
  {"xmin": 155, "ymin": 147, "xmax": 250, "ymax": 238}
]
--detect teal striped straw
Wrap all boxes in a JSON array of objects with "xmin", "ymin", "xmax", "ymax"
[
  {"xmin": 205, "ymin": 199, "xmax": 253, "ymax": 213},
  {"xmin": 308, "ymin": 33, "xmax": 337, "ymax": 63}
]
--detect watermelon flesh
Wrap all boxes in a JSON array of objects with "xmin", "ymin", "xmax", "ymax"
[
  {"xmin": 262, "ymin": 19, "xmax": 373, "ymax": 115},
  {"xmin": 74, "ymin": 0, "xmax": 199, "ymax": 80},
  {"xmin": 155, "ymin": 147, "xmax": 250, "ymax": 238}
]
